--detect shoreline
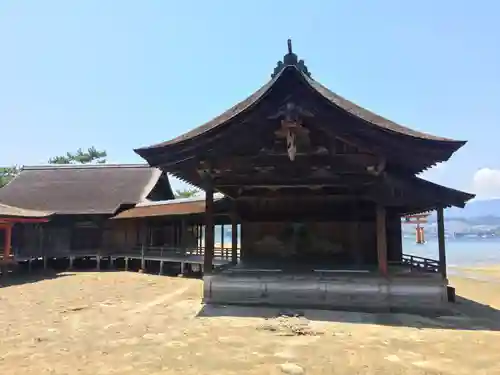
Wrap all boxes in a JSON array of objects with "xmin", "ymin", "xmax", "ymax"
[{"xmin": 449, "ymin": 264, "xmax": 500, "ymax": 283}]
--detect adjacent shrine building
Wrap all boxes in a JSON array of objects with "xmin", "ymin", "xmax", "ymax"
[
  {"xmin": 136, "ymin": 41, "xmax": 474, "ymax": 311},
  {"xmin": 0, "ymin": 164, "xmax": 173, "ymax": 267}
]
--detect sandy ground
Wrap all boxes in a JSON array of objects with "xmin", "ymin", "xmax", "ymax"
[{"xmin": 1, "ymin": 269, "xmax": 499, "ymax": 375}]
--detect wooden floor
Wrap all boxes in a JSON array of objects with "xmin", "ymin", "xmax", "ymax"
[
  {"xmin": 12, "ymin": 246, "xmax": 235, "ymax": 268},
  {"xmin": 114, "ymin": 252, "xmax": 231, "ymax": 266}
]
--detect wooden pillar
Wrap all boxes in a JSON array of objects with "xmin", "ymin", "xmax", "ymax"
[
  {"xmin": 181, "ymin": 218, "xmax": 186, "ymax": 252},
  {"xmin": 39, "ymin": 225, "xmax": 48, "ymax": 270},
  {"xmin": 220, "ymin": 224, "xmax": 224, "ymax": 257},
  {"xmin": 141, "ymin": 243, "xmax": 146, "ymax": 270},
  {"xmin": 200, "ymin": 225, "xmax": 204, "ymax": 251},
  {"xmin": 437, "ymin": 206, "xmax": 447, "ymax": 279},
  {"xmin": 3, "ymin": 224, "xmax": 12, "ymax": 261},
  {"xmin": 231, "ymin": 202, "xmax": 238, "ymax": 265},
  {"xmin": 376, "ymin": 205, "xmax": 388, "ymax": 276},
  {"xmin": 171, "ymin": 222, "xmax": 176, "ymax": 248},
  {"xmin": 350, "ymin": 201, "xmax": 362, "ymax": 266},
  {"xmin": 203, "ymin": 179, "xmax": 215, "ymax": 274},
  {"xmin": 198, "ymin": 224, "xmax": 202, "ymax": 250}
]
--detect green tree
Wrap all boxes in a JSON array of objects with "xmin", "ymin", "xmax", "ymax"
[
  {"xmin": 175, "ymin": 188, "xmax": 200, "ymax": 198},
  {"xmin": 0, "ymin": 147, "xmax": 107, "ymax": 188},
  {"xmin": 0, "ymin": 165, "xmax": 21, "ymax": 188},
  {"xmin": 48, "ymin": 146, "xmax": 107, "ymax": 164}
]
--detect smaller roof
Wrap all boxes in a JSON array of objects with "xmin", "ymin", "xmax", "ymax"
[
  {"xmin": 388, "ymin": 175, "xmax": 475, "ymax": 215},
  {"xmin": 0, "ymin": 164, "xmax": 173, "ymax": 215},
  {"xmin": 0, "ymin": 203, "xmax": 53, "ymax": 219},
  {"xmin": 112, "ymin": 194, "xmax": 225, "ymax": 219}
]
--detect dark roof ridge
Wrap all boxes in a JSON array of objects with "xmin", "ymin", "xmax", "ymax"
[
  {"xmin": 135, "ymin": 72, "xmax": 281, "ymax": 150},
  {"xmin": 22, "ymin": 163, "xmax": 151, "ymax": 171},
  {"xmin": 136, "ymin": 64, "xmax": 465, "ymax": 154},
  {"xmin": 301, "ymin": 71, "xmax": 466, "ymax": 144}
]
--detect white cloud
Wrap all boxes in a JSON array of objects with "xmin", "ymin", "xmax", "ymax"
[
  {"xmin": 418, "ymin": 162, "xmax": 446, "ymax": 184},
  {"xmin": 472, "ymin": 168, "xmax": 500, "ymax": 199}
]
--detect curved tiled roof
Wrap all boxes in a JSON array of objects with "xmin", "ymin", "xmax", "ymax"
[
  {"xmin": 136, "ymin": 65, "xmax": 464, "ymax": 153},
  {"xmin": 304, "ymin": 75, "xmax": 459, "ymax": 142},
  {"xmin": 137, "ymin": 79, "xmax": 276, "ymax": 149},
  {"xmin": 112, "ymin": 194, "xmax": 227, "ymax": 219}
]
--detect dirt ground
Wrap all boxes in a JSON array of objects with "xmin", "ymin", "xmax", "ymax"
[{"xmin": 1, "ymin": 269, "xmax": 499, "ymax": 375}]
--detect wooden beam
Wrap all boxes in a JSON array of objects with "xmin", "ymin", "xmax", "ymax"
[
  {"xmin": 236, "ymin": 193, "xmax": 363, "ymax": 200},
  {"xmin": 376, "ymin": 205, "xmax": 388, "ymax": 276},
  {"xmin": 209, "ymin": 153, "xmax": 380, "ymax": 171},
  {"xmin": 215, "ymin": 174, "xmax": 376, "ymax": 188},
  {"xmin": 0, "ymin": 217, "xmax": 50, "ymax": 224},
  {"xmin": 218, "ymin": 183, "xmax": 366, "ymax": 190},
  {"xmin": 437, "ymin": 206, "xmax": 447, "ymax": 279},
  {"xmin": 236, "ymin": 209, "xmax": 378, "ymax": 222}
]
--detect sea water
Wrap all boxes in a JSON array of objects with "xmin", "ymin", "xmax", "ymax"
[{"xmin": 404, "ymin": 237, "xmax": 500, "ymax": 267}]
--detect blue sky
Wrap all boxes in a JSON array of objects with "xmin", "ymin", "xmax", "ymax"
[{"xmin": 1, "ymin": 1, "xmax": 499, "ymax": 197}]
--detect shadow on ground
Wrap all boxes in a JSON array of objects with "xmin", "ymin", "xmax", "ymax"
[
  {"xmin": 0, "ymin": 270, "xmax": 73, "ymax": 288},
  {"xmin": 197, "ymin": 295, "xmax": 500, "ymax": 332}
]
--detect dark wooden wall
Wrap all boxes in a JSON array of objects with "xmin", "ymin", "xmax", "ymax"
[{"xmin": 240, "ymin": 211, "xmax": 403, "ymax": 267}]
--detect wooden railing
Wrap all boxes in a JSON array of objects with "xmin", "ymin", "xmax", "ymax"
[
  {"xmin": 6, "ymin": 245, "xmax": 241, "ymax": 261},
  {"xmin": 401, "ymin": 254, "xmax": 440, "ymax": 273},
  {"xmin": 113, "ymin": 245, "xmax": 240, "ymax": 261}
]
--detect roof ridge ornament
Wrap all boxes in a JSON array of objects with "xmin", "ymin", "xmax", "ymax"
[
  {"xmin": 270, "ymin": 102, "xmax": 312, "ymax": 162},
  {"xmin": 271, "ymin": 39, "xmax": 312, "ymax": 79}
]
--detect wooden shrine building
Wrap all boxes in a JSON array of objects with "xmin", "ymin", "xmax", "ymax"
[
  {"xmin": 0, "ymin": 203, "xmax": 52, "ymax": 273},
  {"xmin": 110, "ymin": 195, "xmax": 237, "ymax": 273},
  {"xmin": 0, "ymin": 164, "xmax": 173, "ymax": 268},
  {"xmin": 136, "ymin": 40, "xmax": 474, "ymax": 311},
  {"xmin": 0, "ymin": 164, "xmax": 235, "ymax": 274}
]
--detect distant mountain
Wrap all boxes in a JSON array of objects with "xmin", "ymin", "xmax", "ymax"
[{"xmin": 445, "ymin": 198, "xmax": 500, "ymax": 219}]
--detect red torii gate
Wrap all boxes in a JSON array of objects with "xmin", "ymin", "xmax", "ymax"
[
  {"xmin": 0, "ymin": 203, "xmax": 52, "ymax": 265},
  {"xmin": 402, "ymin": 212, "xmax": 430, "ymax": 244}
]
